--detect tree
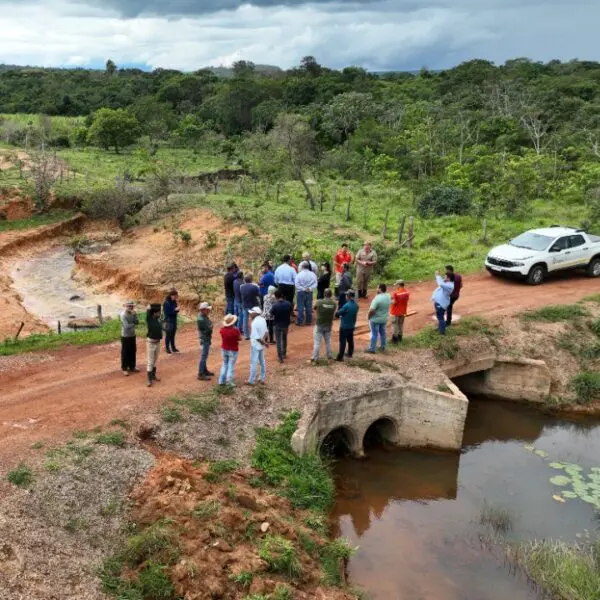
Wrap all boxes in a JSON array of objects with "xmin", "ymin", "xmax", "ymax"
[
  {"xmin": 300, "ymin": 56, "xmax": 322, "ymax": 77},
  {"xmin": 25, "ymin": 152, "xmax": 60, "ymax": 211},
  {"xmin": 87, "ymin": 108, "xmax": 141, "ymax": 153},
  {"xmin": 131, "ymin": 98, "xmax": 174, "ymax": 153},
  {"xmin": 321, "ymin": 92, "xmax": 374, "ymax": 142},
  {"xmin": 105, "ymin": 59, "xmax": 117, "ymax": 76}
]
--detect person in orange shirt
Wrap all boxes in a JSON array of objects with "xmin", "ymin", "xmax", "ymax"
[
  {"xmin": 390, "ymin": 279, "xmax": 410, "ymax": 343},
  {"xmin": 334, "ymin": 243, "xmax": 353, "ymax": 287}
]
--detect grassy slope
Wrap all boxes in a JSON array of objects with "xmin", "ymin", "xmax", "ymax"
[{"xmin": 0, "ymin": 209, "xmax": 74, "ymax": 231}]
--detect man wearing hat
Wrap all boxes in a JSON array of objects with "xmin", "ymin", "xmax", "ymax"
[
  {"xmin": 146, "ymin": 303, "xmax": 163, "ymax": 387},
  {"xmin": 197, "ymin": 302, "xmax": 214, "ymax": 381},
  {"xmin": 219, "ymin": 313, "xmax": 242, "ymax": 386},
  {"xmin": 390, "ymin": 279, "xmax": 410, "ymax": 344},
  {"xmin": 247, "ymin": 306, "xmax": 268, "ymax": 385},
  {"xmin": 119, "ymin": 300, "xmax": 139, "ymax": 376}
]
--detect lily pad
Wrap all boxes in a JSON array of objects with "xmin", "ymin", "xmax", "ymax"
[
  {"xmin": 524, "ymin": 444, "xmax": 535, "ymax": 452},
  {"xmin": 550, "ymin": 475, "xmax": 571, "ymax": 486},
  {"xmin": 562, "ymin": 491, "xmax": 578, "ymax": 499},
  {"xmin": 535, "ymin": 450, "xmax": 549, "ymax": 458},
  {"xmin": 549, "ymin": 462, "xmax": 566, "ymax": 469}
]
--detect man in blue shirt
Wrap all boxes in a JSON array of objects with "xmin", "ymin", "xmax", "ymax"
[
  {"xmin": 431, "ymin": 271, "xmax": 455, "ymax": 335},
  {"xmin": 240, "ymin": 274, "xmax": 261, "ymax": 339},
  {"xmin": 335, "ymin": 290, "xmax": 359, "ymax": 361},
  {"xmin": 274, "ymin": 255, "xmax": 296, "ymax": 306},
  {"xmin": 259, "ymin": 263, "xmax": 275, "ymax": 301}
]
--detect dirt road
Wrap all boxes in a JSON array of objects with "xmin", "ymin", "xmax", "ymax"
[{"xmin": 1, "ymin": 270, "xmax": 600, "ymax": 472}]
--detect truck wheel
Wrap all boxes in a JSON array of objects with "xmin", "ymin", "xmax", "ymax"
[
  {"xmin": 526, "ymin": 264, "xmax": 546, "ymax": 285},
  {"xmin": 586, "ymin": 257, "xmax": 600, "ymax": 277}
]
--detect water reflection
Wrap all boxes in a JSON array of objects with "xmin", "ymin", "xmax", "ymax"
[{"xmin": 331, "ymin": 398, "xmax": 600, "ymax": 600}]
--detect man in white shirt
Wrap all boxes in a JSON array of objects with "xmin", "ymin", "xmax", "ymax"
[
  {"xmin": 274, "ymin": 254, "xmax": 296, "ymax": 306},
  {"xmin": 295, "ymin": 262, "xmax": 318, "ymax": 326},
  {"xmin": 248, "ymin": 306, "xmax": 268, "ymax": 385},
  {"xmin": 302, "ymin": 251, "xmax": 319, "ymax": 274}
]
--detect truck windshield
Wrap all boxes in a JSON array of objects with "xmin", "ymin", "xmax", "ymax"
[{"xmin": 509, "ymin": 232, "xmax": 553, "ymax": 251}]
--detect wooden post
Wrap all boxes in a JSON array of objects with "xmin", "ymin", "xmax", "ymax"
[
  {"xmin": 382, "ymin": 208, "xmax": 390, "ymax": 240},
  {"xmin": 345, "ymin": 195, "xmax": 351, "ymax": 221},
  {"xmin": 398, "ymin": 215, "xmax": 406, "ymax": 246},
  {"xmin": 97, "ymin": 305, "xmax": 104, "ymax": 325},
  {"xmin": 363, "ymin": 200, "xmax": 368, "ymax": 229},
  {"xmin": 482, "ymin": 219, "xmax": 488, "ymax": 243},
  {"xmin": 57, "ymin": 321, "xmax": 62, "ymax": 335},
  {"xmin": 214, "ymin": 180, "xmax": 219, "ymax": 194},
  {"xmin": 320, "ymin": 189, "xmax": 324, "ymax": 212},
  {"xmin": 276, "ymin": 182, "xmax": 281, "ymax": 203},
  {"xmin": 15, "ymin": 322, "xmax": 24, "ymax": 340},
  {"xmin": 407, "ymin": 216, "xmax": 414, "ymax": 249},
  {"xmin": 331, "ymin": 187, "xmax": 337, "ymax": 212}
]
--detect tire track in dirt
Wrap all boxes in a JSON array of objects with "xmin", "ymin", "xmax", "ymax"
[{"xmin": 1, "ymin": 269, "xmax": 600, "ymax": 472}]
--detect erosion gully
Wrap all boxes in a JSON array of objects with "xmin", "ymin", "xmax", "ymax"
[
  {"xmin": 331, "ymin": 398, "xmax": 600, "ymax": 600},
  {"xmin": 10, "ymin": 246, "xmax": 124, "ymax": 329}
]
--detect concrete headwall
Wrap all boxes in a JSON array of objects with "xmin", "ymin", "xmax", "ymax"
[
  {"xmin": 291, "ymin": 381, "xmax": 468, "ymax": 456},
  {"xmin": 452, "ymin": 356, "xmax": 551, "ymax": 403}
]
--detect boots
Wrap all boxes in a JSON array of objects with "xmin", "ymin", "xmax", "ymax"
[
  {"xmin": 146, "ymin": 370, "xmax": 153, "ymax": 387},
  {"xmin": 152, "ymin": 367, "xmax": 160, "ymax": 382},
  {"xmin": 391, "ymin": 335, "xmax": 403, "ymax": 344}
]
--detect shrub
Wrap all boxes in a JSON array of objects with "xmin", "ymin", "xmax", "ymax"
[
  {"xmin": 258, "ymin": 535, "xmax": 302, "ymax": 578},
  {"xmin": 7, "ymin": 463, "xmax": 34, "ymax": 487},
  {"xmin": 417, "ymin": 186, "xmax": 472, "ymax": 217},
  {"xmin": 123, "ymin": 523, "xmax": 179, "ymax": 567},
  {"xmin": 138, "ymin": 562, "xmax": 176, "ymax": 600},
  {"xmin": 571, "ymin": 372, "xmax": 600, "ymax": 404},
  {"xmin": 82, "ymin": 183, "xmax": 145, "ymax": 225},
  {"xmin": 95, "ymin": 430, "xmax": 126, "ymax": 446},
  {"xmin": 161, "ymin": 407, "xmax": 183, "ymax": 423},
  {"xmin": 590, "ymin": 317, "xmax": 600, "ymax": 336}
]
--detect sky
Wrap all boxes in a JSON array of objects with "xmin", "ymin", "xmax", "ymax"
[{"xmin": 0, "ymin": 0, "xmax": 598, "ymax": 72}]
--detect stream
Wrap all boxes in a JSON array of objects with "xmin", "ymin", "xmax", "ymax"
[
  {"xmin": 10, "ymin": 247, "xmax": 125, "ymax": 330},
  {"xmin": 331, "ymin": 398, "xmax": 600, "ymax": 600}
]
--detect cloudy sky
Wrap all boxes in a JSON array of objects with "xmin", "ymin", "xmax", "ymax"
[{"xmin": 0, "ymin": 0, "xmax": 598, "ymax": 71}]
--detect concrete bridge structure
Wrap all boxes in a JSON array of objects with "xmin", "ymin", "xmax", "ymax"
[{"xmin": 291, "ymin": 353, "xmax": 552, "ymax": 457}]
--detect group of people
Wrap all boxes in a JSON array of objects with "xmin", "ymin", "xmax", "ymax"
[{"xmin": 118, "ymin": 242, "xmax": 463, "ymax": 388}]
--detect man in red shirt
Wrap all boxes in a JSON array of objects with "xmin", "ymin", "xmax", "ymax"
[
  {"xmin": 334, "ymin": 243, "xmax": 353, "ymax": 287},
  {"xmin": 445, "ymin": 265, "xmax": 463, "ymax": 327},
  {"xmin": 390, "ymin": 279, "xmax": 410, "ymax": 343}
]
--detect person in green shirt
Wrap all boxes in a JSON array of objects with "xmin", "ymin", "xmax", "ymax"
[
  {"xmin": 335, "ymin": 290, "xmax": 359, "ymax": 362},
  {"xmin": 366, "ymin": 283, "xmax": 391, "ymax": 353},
  {"xmin": 197, "ymin": 302, "xmax": 214, "ymax": 380},
  {"xmin": 311, "ymin": 289, "xmax": 337, "ymax": 361}
]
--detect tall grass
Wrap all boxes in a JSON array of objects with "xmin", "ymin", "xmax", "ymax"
[{"xmin": 521, "ymin": 304, "xmax": 591, "ymax": 323}]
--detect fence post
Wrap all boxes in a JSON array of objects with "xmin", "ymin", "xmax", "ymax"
[
  {"xmin": 363, "ymin": 200, "xmax": 368, "ymax": 229},
  {"xmin": 15, "ymin": 321, "xmax": 24, "ymax": 340},
  {"xmin": 407, "ymin": 216, "xmax": 414, "ymax": 249},
  {"xmin": 398, "ymin": 215, "xmax": 406, "ymax": 246},
  {"xmin": 382, "ymin": 208, "xmax": 390, "ymax": 240},
  {"xmin": 331, "ymin": 187, "xmax": 337, "ymax": 212},
  {"xmin": 320, "ymin": 189, "xmax": 324, "ymax": 212},
  {"xmin": 276, "ymin": 182, "xmax": 281, "ymax": 203},
  {"xmin": 97, "ymin": 305, "xmax": 104, "ymax": 325},
  {"xmin": 57, "ymin": 321, "xmax": 62, "ymax": 335},
  {"xmin": 482, "ymin": 219, "xmax": 488, "ymax": 243},
  {"xmin": 345, "ymin": 195, "xmax": 351, "ymax": 221}
]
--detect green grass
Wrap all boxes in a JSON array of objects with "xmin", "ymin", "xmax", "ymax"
[
  {"xmin": 161, "ymin": 407, "xmax": 184, "ymax": 423},
  {"xmin": 479, "ymin": 502, "xmax": 514, "ymax": 534},
  {"xmin": 511, "ymin": 540, "xmax": 600, "ymax": 600},
  {"xmin": 570, "ymin": 371, "xmax": 600, "ymax": 404},
  {"xmin": 192, "ymin": 500, "xmax": 220, "ymax": 520},
  {"xmin": 7, "ymin": 463, "xmax": 34, "ymax": 487},
  {"xmin": 95, "ymin": 430, "xmax": 126, "ymax": 447},
  {"xmin": 229, "ymin": 571, "xmax": 253, "ymax": 587},
  {"xmin": 251, "ymin": 411, "xmax": 335, "ymax": 512},
  {"xmin": 0, "ymin": 209, "xmax": 74, "ymax": 232},
  {"xmin": 258, "ymin": 535, "xmax": 302, "ymax": 579},
  {"xmin": 123, "ymin": 522, "xmax": 179, "ymax": 567},
  {"xmin": 320, "ymin": 538, "xmax": 356, "ymax": 587},
  {"xmin": 204, "ymin": 459, "xmax": 239, "ymax": 482},
  {"xmin": 170, "ymin": 392, "xmax": 220, "ymax": 417},
  {"xmin": 520, "ymin": 304, "xmax": 591, "ymax": 323}
]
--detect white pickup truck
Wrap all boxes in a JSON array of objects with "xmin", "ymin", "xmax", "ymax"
[{"xmin": 485, "ymin": 226, "xmax": 600, "ymax": 285}]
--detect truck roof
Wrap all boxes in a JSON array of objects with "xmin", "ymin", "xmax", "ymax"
[{"xmin": 529, "ymin": 226, "xmax": 583, "ymax": 237}]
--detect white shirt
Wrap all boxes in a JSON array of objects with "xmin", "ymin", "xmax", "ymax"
[
  {"xmin": 295, "ymin": 269, "xmax": 318, "ymax": 292},
  {"xmin": 274, "ymin": 263, "xmax": 296, "ymax": 286},
  {"xmin": 250, "ymin": 315, "xmax": 268, "ymax": 349}
]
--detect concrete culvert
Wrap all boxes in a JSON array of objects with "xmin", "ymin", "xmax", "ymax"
[
  {"xmin": 320, "ymin": 427, "xmax": 357, "ymax": 458},
  {"xmin": 363, "ymin": 417, "xmax": 398, "ymax": 450}
]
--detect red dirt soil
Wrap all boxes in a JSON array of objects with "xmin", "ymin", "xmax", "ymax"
[{"xmin": 1, "ymin": 268, "xmax": 600, "ymax": 472}]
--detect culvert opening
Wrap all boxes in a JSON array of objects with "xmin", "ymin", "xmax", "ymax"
[
  {"xmin": 363, "ymin": 418, "xmax": 398, "ymax": 450},
  {"xmin": 320, "ymin": 427, "xmax": 355, "ymax": 458}
]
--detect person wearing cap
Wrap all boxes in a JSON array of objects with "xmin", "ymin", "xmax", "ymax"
[
  {"xmin": 163, "ymin": 289, "xmax": 180, "ymax": 354},
  {"xmin": 119, "ymin": 301, "xmax": 139, "ymax": 376},
  {"xmin": 355, "ymin": 242, "xmax": 378, "ymax": 299},
  {"xmin": 262, "ymin": 285, "xmax": 277, "ymax": 344},
  {"xmin": 219, "ymin": 314, "xmax": 242, "ymax": 386},
  {"xmin": 366, "ymin": 283, "xmax": 391, "ymax": 353},
  {"xmin": 390, "ymin": 279, "xmax": 410, "ymax": 343},
  {"xmin": 247, "ymin": 306, "xmax": 268, "ymax": 385},
  {"xmin": 146, "ymin": 303, "xmax": 163, "ymax": 387},
  {"xmin": 335, "ymin": 290, "xmax": 359, "ymax": 361},
  {"xmin": 197, "ymin": 302, "xmax": 214, "ymax": 381},
  {"xmin": 295, "ymin": 261, "xmax": 318, "ymax": 326}
]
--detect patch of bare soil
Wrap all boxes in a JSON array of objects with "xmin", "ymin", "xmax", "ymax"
[
  {"xmin": 0, "ymin": 187, "xmax": 34, "ymax": 220},
  {"xmin": 124, "ymin": 456, "xmax": 355, "ymax": 600},
  {"xmin": 0, "ymin": 438, "xmax": 154, "ymax": 600}
]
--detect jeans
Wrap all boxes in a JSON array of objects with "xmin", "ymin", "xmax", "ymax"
[
  {"xmin": 435, "ymin": 303, "xmax": 447, "ymax": 335},
  {"xmin": 242, "ymin": 308, "xmax": 252, "ymax": 338},
  {"xmin": 249, "ymin": 345, "xmax": 266, "ymax": 383},
  {"xmin": 219, "ymin": 349, "xmax": 238, "ymax": 384},
  {"xmin": 165, "ymin": 320, "xmax": 177, "ymax": 352},
  {"xmin": 312, "ymin": 325, "xmax": 332, "ymax": 360},
  {"xmin": 225, "ymin": 296, "xmax": 235, "ymax": 316},
  {"xmin": 198, "ymin": 342, "xmax": 211, "ymax": 375},
  {"xmin": 296, "ymin": 290, "xmax": 313, "ymax": 325},
  {"xmin": 235, "ymin": 300, "xmax": 245, "ymax": 337},
  {"xmin": 368, "ymin": 321, "xmax": 387, "ymax": 351},
  {"xmin": 267, "ymin": 319, "xmax": 274, "ymax": 343},
  {"xmin": 121, "ymin": 336, "xmax": 137, "ymax": 371},
  {"xmin": 337, "ymin": 328, "xmax": 354, "ymax": 360},
  {"xmin": 337, "ymin": 292, "xmax": 347, "ymax": 313},
  {"xmin": 446, "ymin": 297, "xmax": 458, "ymax": 326},
  {"xmin": 274, "ymin": 326, "xmax": 288, "ymax": 361}
]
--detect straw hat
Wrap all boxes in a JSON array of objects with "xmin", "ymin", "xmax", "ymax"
[{"xmin": 222, "ymin": 314, "xmax": 238, "ymax": 327}]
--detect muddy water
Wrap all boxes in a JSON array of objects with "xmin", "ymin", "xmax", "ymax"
[
  {"xmin": 10, "ymin": 247, "xmax": 125, "ymax": 329},
  {"xmin": 331, "ymin": 399, "xmax": 600, "ymax": 600}
]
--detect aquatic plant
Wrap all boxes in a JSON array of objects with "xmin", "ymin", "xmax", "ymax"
[{"xmin": 548, "ymin": 463, "xmax": 600, "ymax": 510}]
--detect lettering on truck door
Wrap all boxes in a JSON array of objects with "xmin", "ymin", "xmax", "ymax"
[
  {"xmin": 567, "ymin": 234, "xmax": 589, "ymax": 266},
  {"xmin": 549, "ymin": 236, "xmax": 570, "ymax": 270}
]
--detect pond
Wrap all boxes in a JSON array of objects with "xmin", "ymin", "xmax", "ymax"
[
  {"xmin": 331, "ymin": 399, "xmax": 600, "ymax": 600},
  {"xmin": 10, "ymin": 247, "xmax": 125, "ymax": 330}
]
